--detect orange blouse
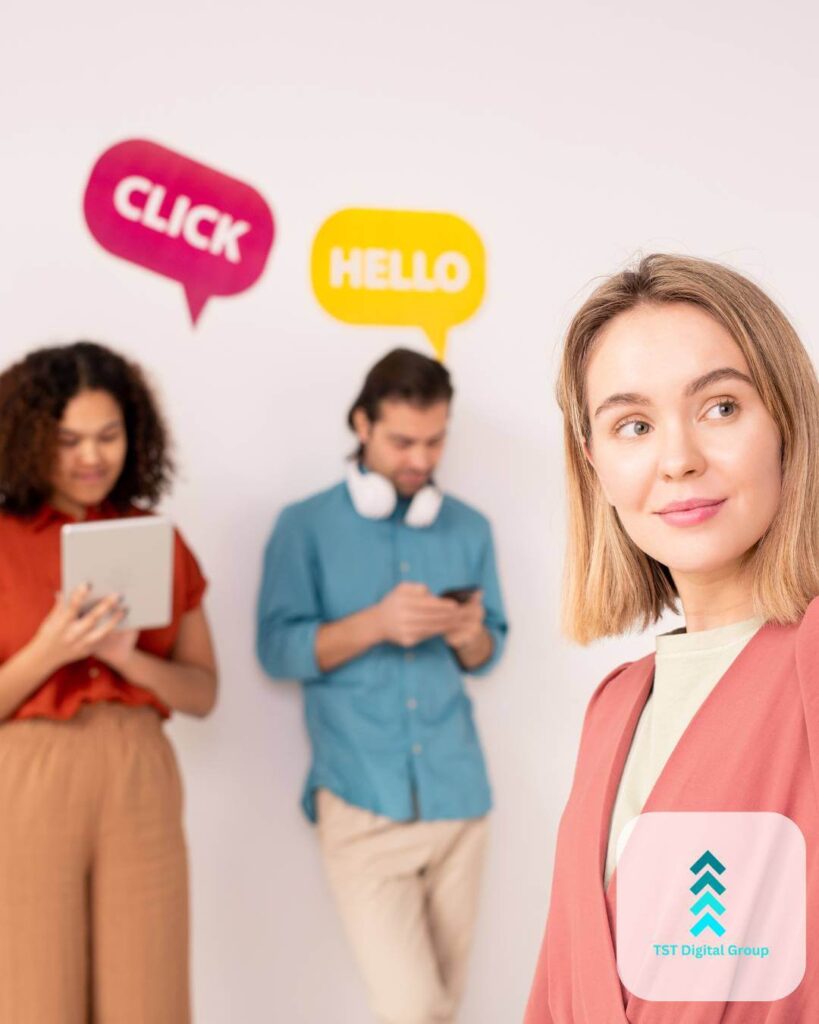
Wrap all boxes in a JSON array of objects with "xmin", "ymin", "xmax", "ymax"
[{"xmin": 0, "ymin": 499, "xmax": 208, "ymax": 721}]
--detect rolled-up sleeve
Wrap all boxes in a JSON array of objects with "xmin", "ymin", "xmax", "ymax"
[
  {"xmin": 465, "ymin": 519, "xmax": 508, "ymax": 677},
  {"xmin": 256, "ymin": 506, "xmax": 322, "ymax": 681}
]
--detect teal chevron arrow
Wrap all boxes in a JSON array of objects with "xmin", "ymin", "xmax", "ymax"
[
  {"xmin": 690, "ymin": 871, "xmax": 726, "ymax": 896},
  {"xmin": 690, "ymin": 912, "xmax": 726, "ymax": 938},
  {"xmin": 690, "ymin": 850, "xmax": 726, "ymax": 875},
  {"xmin": 690, "ymin": 891, "xmax": 726, "ymax": 916}
]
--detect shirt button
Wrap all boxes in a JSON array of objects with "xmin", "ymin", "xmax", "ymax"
[
  {"xmin": 405, "ymin": 652, "xmax": 415, "ymax": 663},
  {"xmin": 399, "ymin": 561, "xmax": 411, "ymax": 574},
  {"xmin": 406, "ymin": 698, "xmax": 418, "ymax": 710},
  {"xmin": 412, "ymin": 743, "xmax": 423, "ymax": 755},
  {"xmin": 89, "ymin": 666, "xmax": 100, "ymax": 679}
]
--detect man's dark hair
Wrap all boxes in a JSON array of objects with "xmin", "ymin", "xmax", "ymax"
[
  {"xmin": 347, "ymin": 348, "xmax": 454, "ymax": 458},
  {"xmin": 0, "ymin": 340, "xmax": 174, "ymax": 516}
]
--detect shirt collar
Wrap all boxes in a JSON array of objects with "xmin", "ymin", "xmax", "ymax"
[
  {"xmin": 393, "ymin": 494, "xmax": 412, "ymax": 518},
  {"xmin": 29, "ymin": 497, "xmax": 119, "ymax": 533}
]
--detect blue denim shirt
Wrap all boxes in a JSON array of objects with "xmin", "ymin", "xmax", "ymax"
[{"xmin": 255, "ymin": 480, "xmax": 508, "ymax": 823}]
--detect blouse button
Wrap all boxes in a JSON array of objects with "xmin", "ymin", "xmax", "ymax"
[{"xmin": 88, "ymin": 666, "xmax": 100, "ymax": 679}]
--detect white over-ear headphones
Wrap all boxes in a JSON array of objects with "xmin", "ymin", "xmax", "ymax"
[{"xmin": 345, "ymin": 458, "xmax": 443, "ymax": 528}]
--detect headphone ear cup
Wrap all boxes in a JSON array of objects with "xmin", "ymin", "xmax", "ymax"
[
  {"xmin": 405, "ymin": 485, "xmax": 443, "ymax": 528},
  {"xmin": 345, "ymin": 460, "xmax": 397, "ymax": 519},
  {"xmin": 362, "ymin": 473, "xmax": 398, "ymax": 518}
]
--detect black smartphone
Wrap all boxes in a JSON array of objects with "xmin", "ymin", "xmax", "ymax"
[{"xmin": 440, "ymin": 585, "xmax": 479, "ymax": 604}]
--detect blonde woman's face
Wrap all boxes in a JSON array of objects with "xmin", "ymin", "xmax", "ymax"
[{"xmin": 583, "ymin": 302, "xmax": 782, "ymax": 579}]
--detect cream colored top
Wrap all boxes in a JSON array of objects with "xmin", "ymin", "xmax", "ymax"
[{"xmin": 603, "ymin": 613, "xmax": 766, "ymax": 888}]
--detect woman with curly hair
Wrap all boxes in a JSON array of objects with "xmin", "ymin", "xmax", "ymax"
[
  {"xmin": 525, "ymin": 255, "xmax": 819, "ymax": 1022},
  {"xmin": 0, "ymin": 341, "xmax": 217, "ymax": 1023}
]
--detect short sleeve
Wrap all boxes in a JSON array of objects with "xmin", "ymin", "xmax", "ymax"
[{"xmin": 174, "ymin": 527, "xmax": 208, "ymax": 613}]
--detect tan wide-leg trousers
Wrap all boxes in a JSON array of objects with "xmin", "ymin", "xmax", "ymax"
[
  {"xmin": 0, "ymin": 702, "xmax": 190, "ymax": 1024},
  {"xmin": 316, "ymin": 787, "xmax": 490, "ymax": 1024}
]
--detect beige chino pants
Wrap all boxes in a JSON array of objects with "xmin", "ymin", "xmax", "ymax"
[
  {"xmin": 316, "ymin": 787, "xmax": 490, "ymax": 1024},
  {"xmin": 0, "ymin": 702, "xmax": 190, "ymax": 1023}
]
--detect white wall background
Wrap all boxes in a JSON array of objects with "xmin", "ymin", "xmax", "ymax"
[{"xmin": 2, "ymin": 2, "xmax": 818, "ymax": 1020}]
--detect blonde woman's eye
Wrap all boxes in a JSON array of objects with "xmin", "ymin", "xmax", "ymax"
[
  {"xmin": 615, "ymin": 419, "xmax": 651, "ymax": 438},
  {"xmin": 705, "ymin": 398, "xmax": 739, "ymax": 420}
]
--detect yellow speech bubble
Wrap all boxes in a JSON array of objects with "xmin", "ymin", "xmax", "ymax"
[{"xmin": 311, "ymin": 208, "xmax": 485, "ymax": 359}]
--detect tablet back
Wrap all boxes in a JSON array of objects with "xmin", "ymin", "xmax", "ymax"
[{"xmin": 61, "ymin": 516, "xmax": 173, "ymax": 631}]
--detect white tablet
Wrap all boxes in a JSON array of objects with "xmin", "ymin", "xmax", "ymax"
[{"xmin": 61, "ymin": 515, "xmax": 173, "ymax": 631}]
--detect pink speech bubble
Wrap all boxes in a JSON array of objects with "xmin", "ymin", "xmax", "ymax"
[{"xmin": 83, "ymin": 139, "xmax": 274, "ymax": 324}]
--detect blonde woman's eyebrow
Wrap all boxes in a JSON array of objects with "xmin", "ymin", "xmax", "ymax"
[{"xmin": 592, "ymin": 367, "xmax": 755, "ymax": 420}]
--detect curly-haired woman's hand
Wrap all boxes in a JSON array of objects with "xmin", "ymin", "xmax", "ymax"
[
  {"xmin": 93, "ymin": 627, "xmax": 139, "ymax": 673},
  {"xmin": 30, "ymin": 583, "xmax": 126, "ymax": 674}
]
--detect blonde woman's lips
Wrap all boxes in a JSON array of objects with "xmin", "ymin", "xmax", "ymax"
[{"xmin": 656, "ymin": 499, "xmax": 726, "ymax": 526}]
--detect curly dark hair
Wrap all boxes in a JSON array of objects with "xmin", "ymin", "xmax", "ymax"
[{"xmin": 0, "ymin": 341, "xmax": 175, "ymax": 515}]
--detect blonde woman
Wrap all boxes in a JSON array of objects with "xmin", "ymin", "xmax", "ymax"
[{"xmin": 525, "ymin": 255, "xmax": 819, "ymax": 1022}]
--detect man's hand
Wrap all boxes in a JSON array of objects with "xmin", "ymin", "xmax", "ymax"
[
  {"xmin": 375, "ymin": 581, "xmax": 461, "ymax": 648},
  {"xmin": 443, "ymin": 590, "xmax": 486, "ymax": 650}
]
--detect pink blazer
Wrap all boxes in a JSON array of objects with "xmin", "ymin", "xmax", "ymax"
[{"xmin": 524, "ymin": 595, "xmax": 819, "ymax": 1022}]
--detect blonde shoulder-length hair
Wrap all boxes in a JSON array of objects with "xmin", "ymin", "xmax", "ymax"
[{"xmin": 557, "ymin": 253, "xmax": 819, "ymax": 644}]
